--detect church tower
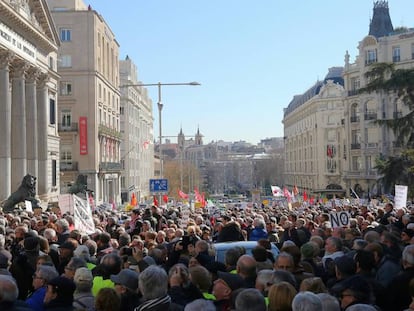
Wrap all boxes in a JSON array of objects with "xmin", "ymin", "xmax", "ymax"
[
  {"xmin": 178, "ymin": 127, "xmax": 185, "ymax": 151},
  {"xmin": 369, "ymin": 1, "xmax": 394, "ymax": 38},
  {"xmin": 195, "ymin": 127, "xmax": 203, "ymax": 145}
]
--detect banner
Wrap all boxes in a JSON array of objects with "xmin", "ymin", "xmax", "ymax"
[
  {"xmin": 329, "ymin": 211, "xmax": 351, "ymax": 228},
  {"xmin": 271, "ymin": 185, "xmax": 283, "ymax": 197},
  {"xmin": 79, "ymin": 117, "xmax": 88, "ymax": 155},
  {"xmin": 395, "ymin": 185, "xmax": 408, "ymax": 210},
  {"xmin": 73, "ymin": 194, "xmax": 95, "ymax": 234}
]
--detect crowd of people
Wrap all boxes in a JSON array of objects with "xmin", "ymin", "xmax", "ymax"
[{"xmin": 0, "ymin": 198, "xmax": 414, "ymax": 311}]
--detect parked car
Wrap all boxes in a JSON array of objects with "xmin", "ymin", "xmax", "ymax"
[{"xmin": 213, "ymin": 241, "xmax": 280, "ymax": 264}]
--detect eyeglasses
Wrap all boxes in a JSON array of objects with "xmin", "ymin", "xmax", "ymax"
[
  {"xmin": 64, "ymin": 266, "xmax": 75, "ymax": 271},
  {"xmin": 32, "ymin": 274, "xmax": 43, "ymax": 280},
  {"xmin": 340, "ymin": 293, "xmax": 354, "ymax": 299}
]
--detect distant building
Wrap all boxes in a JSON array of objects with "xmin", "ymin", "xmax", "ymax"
[
  {"xmin": 0, "ymin": 0, "xmax": 60, "ymax": 203},
  {"xmin": 48, "ymin": 0, "xmax": 122, "ymax": 204},
  {"xmin": 119, "ymin": 56, "xmax": 154, "ymax": 203}
]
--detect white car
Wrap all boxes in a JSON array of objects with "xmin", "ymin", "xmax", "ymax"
[{"xmin": 213, "ymin": 241, "xmax": 280, "ymax": 263}]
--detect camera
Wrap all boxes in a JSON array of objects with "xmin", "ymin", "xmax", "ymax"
[{"xmin": 123, "ymin": 247, "xmax": 133, "ymax": 256}]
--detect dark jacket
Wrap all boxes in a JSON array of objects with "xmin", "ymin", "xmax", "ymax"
[
  {"xmin": 120, "ymin": 290, "xmax": 141, "ymax": 311},
  {"xmin": 135, "ymin": 295, "xmax": 183, "ymax": 311},
  {"xmin": 26, "ymin": 286, "xmax": 47, "ymax": 311},
  {"xmin": 386, "ymin": 266, "xmax": 414, "ymax": 311},
  {"xmin": 217, "ymin": 222, "xmax": 244, "ymax": 243},
  {"xmin": 10, "ymin": 251, "xmax": 37, "ymax": 300},
  {"xmin": 168, "ymin": 283, "xmax": 203, "ymax": 306},
  {"xmin": 0, "ymin": 300, "xmax": 33, "ymax": 311}
]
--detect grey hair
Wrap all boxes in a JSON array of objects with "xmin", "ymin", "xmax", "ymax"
[
  {"xmin": 403, "ymin": 244, "xmax": 414, "ymax": 266},
  {"xmin": 292, "ymin": 291, "xmax": 322, "ymax": 311},
  {"xmin": 235, "ymin": 288, "xmax": 266, "ymax": 311},
  {"xmin": 184, "ymin": 299, "xmax": 215, "ymax": 311},
  {"xmin": 0, "ymin": 275, "xmax": 18, "ymax": 302},
  {"xmin": 316, "ymin": 293, "xmax": 341, "ymax": 311},
  {"xmin": 256, "ymin": 269, "xmax": 274, "ymax": 289},
  {"xmin": 0, "ymin": 234, "xmax": 5, "ymax": 249},
  {"xmin": 37, "ymin": 265, "xmax": 59, "ymax": 283},
  {"xmin": 254, "ymin": 217, "xmax": 266, "ymax": 229},
  {"xmin": 139, "ymin": 265, "xmax": 168, "ymax": 300},
  {"xmin": 43, "ymin": 228, "xmax": 57, "ymax": 241},
  {"xmin": 56, "ymin": 219, "xmax": 69, "ymax": 231},
  {"xmin": 346, "ymin": 304, "xmax": 378, "ymax": 311}
]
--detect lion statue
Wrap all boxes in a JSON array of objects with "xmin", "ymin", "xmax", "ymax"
[
  {"xmin": 69, "ymin": 174, "xmax": 92, "ymax": 195},
  {"xmin": 1, "ymin": 174, "xmax": 40, "ymax": 212}
]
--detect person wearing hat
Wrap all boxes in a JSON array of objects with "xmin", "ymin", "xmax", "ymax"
[
  {"xmin": 73, "ymin": 267, "xmax": 95, "ymax": 311},
  {"xmin": 336, "ymin": 275, "xmax": 376, "ymax": 310},
  {"xmin": 212, "ymin": 271, "xmax": 244, "ymax": 310},
  {"xmin": 110, "ymin": 268, "xmax": 141, "ymax": 311},
  {"xmin": 56, "ymin": 240, "xmax": 77, "ymax": 275},
  {"xmin": 44, "ymin": 276, "xmax": 76, "ymax": 311}
]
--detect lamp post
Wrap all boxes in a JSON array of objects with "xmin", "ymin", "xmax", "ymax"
[{"xmin": 120, "ymin": 81, "xmax": 200, "ymax": 203}]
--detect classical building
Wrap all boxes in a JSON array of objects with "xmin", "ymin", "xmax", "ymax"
[
  {"xmin": 119, "ymin": 55, "xmax": 154, "ymax": 203},
  {"xmin": 0, "ymin": 0, "xmax": 60, "ymax": 203},
  {"xmin": 342, "ymin": 0, "xmax": 414, "ymax": 196},
  {"xmin": 283, "ymin": 1, "xmax": 414, "ymax": 198},
  {"xmin": 283, "ymin": 67, "xmax": 346, "ymax": 196},
  {"xmin": 47, "ymin": 0, "xmax": 122, "ymax": 204}
]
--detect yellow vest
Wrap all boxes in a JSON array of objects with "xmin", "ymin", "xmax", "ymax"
[{"xmin": 92, "ymin": 276, "xmax": 115, "ymax": 296}]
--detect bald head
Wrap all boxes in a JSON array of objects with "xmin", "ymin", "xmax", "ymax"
[{"xmin": 237, "ymin": 255, "xmax": 257, "ymax": 278}]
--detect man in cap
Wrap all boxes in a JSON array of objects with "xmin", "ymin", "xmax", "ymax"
[
  {"xmin": 111, "ymin": 269, "xmax": 141, "ymax": 311},
  {"xmin": 57, "ymin": 240, "xmax": 76, "ymax": 274},
  {"xmin": 44, "ymin": 276, "xmax": 76, "ymax": 310},
  {"xmin": 336, "ymin": 275, "xmax": 375, "ymax": 310},
  {"xmin": 213, "ymin": 271, "xmax": 244, "ymax": 310}
]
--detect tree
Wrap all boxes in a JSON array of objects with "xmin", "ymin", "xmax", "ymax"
[
  {"xmin": 360, "ymin": 62, "xmax": 414, "ymax": 146},
  {"xmin": 360, "ymin": 62, "xmax": 414, "ymax": 195}
]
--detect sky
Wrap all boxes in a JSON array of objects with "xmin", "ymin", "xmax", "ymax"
[{"xmin": 86, "ymin": 0, "xmax": 414, "ymax": 144}]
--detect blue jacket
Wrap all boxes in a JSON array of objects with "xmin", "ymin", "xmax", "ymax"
[
  {"xmin": 26, "ymin": 286, "xmax": 47, "ymax": 311},
  {"xmin": 249, "ymin": 228, "xmax": 268, "ymax": 241}
]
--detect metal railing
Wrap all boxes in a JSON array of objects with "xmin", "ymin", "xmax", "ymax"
[
  {"xmin": 99, "ymin": 162, "xmax": 122, "ymax": 172},
  {"xmin": 58, "ymin": 122, "xmax": 78, "ymax": 132},
  {"xmin": 350, "ymin": 116, "xmax": 360, "ymax": 123},
  {"xmin": 60, "ymin": 162, "xmax": 78, "ymax": 171},
  {"xmin": 98, "ymin": 124, "xmax": 122, "ymax": 140},
  {"xmin": 351, "ymin": 143, "xmax": 361, "ymax": 150}
]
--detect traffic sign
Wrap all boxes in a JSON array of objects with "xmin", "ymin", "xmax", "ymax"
[{"xmin": 149, "ymin": 179, "xmax": 169, "ymax": 193}]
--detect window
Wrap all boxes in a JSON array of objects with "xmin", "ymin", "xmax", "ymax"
[
  {"xmin": 352, "ymin": 156, "xmax": 362, "ymax": 171},
  {"xmin": 61, "ymin": 109, "xmax": 72, "ymax": 129},
  {"xmin": 60, "ymin": 28, "xmax": 71, "ymax": 41},
  {"xmin": 412, "ymin": 43, "xmax": 414, "ymax": 59},
  {"xmin": 49, "ymin": 56, "xmax": 54, "ymax": 70},
  {"xmin": 49, "ymin": 99, "xmax": 56, "ymax": 125},
  {"xmin": 52, "ymin": 160, "xmax": 57, "ymax": 187},
  {"xmin": 365, "ymin": 49, "xmax": 377, "ymax": 65},
  {"xmin": 60, "ymin": 148, "xmax": 72, "ymax": 170},
  {"xmin": 59, "ymin": 55, "xmax": 72, "ymax": 67},
  {"xmin": 60, "ymin": 82, "xmax": 72, "ymax": 96},
  {"xmin": 392, "ymin": 46, "xmax": 400, "ymax": 62}
]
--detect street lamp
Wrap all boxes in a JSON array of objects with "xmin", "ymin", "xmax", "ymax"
[{"xmin": 120, "ymin": 81, "xmax": 201, "ymax": 201}]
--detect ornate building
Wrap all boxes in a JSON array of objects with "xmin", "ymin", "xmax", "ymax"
[
  {"xmin": 0, "ymin": 0, "xmax": 60, "ymax": 203},
  {"xmin": 283, "ymin": 67, "xmax": 346, "ymax": 196},
  {"xmin": 283, "ymin": 1, "xmax": 414, "ymax": 198},
  {"xmin": 47, "ymin": 0, "xmax": 122, "ymax": 204}
]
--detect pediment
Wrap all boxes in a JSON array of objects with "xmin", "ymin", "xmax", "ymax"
[
  {"xmin": 1, "ymin": 0, "xmax": 59, "ymax": 51},
  {"xmin": 319, "ymin": 80, "xmax": 344, "ymax": 98}
]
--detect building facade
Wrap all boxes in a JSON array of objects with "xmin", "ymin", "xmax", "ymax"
[
  {"xmin": 0, "ymin": 0, "xmax": 60, "ymax": 203},
  {"xmin": 283, "ymin": 1, "xmax": 414, "ymax": 198},
  {"xmin": 342, "ymin": 1, "xmax": 414, "ymax": 196},
  {"xmin": 47, "ymin": 0, "xmax": 122, "ymax": 205},
  {"xmin": 283, "ymin": 67, "xmax": 346, "ymax": 196},
  {"xmin": 119, "ymin": 56, "xmax": 154, "ymax": 203}
]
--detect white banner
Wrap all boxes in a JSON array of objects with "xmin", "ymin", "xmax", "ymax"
[
  {"xmin": 329, "ymin": 211, "xmax": 351, "ymax": 228},
  {"xmin": 58, "ymin": 194, "xmax": 74, "ymax": 215},
  {"xmin": 73, "ymin": 194, "xmax": 95, "ymax": 234},
  {"xmin": 395, "ymin": 185, "xmax": 408, "ymax": 210}
]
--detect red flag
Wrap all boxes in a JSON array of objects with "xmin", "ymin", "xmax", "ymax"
[
  {"xmin": 303, "ymin": 191, "xmax": 308, "ymax": 202},
  {"xmin": 163, "ymin": 194, "xmax": 168, "ymax": 203},
  {"xmin": 130, "ymin": 193, "xmax": 137, "ymax": 206},
  {"xmin": 309, "ymin": 196, "xmax": 315, "ymax": 205},
  {"xmin": 201, "ymin": 192, "xmax": 206, "ymax": 207},
  {"xmin": 178, "ymin": 189, "xmax": 189, "ymax": 199},
  {"xmin": 153, "ymin": 195, "xmax": 159, "ymax": 207},
  {"xmin": 194, "ymin": 188, "xmax": 203, "ymax": 202},
  {"xmin": 283, "ymin": 187, "xmax": 292, "ymax": 203}
]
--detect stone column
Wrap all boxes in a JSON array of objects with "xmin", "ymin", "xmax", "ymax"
[
  {"xmin": 26, "ymin": 68, "xmax": 39, "ymax": 180},
  {"xmin": 11, "ymin": 60, "xmax": 29, "ymax": 187},
  {"xmin": 0, "ymin": 51, "xmax": 14, "ymax": 199},
  {"xmin": 37, "ymin": 73, "xmax": 49, "ymax": 195}
]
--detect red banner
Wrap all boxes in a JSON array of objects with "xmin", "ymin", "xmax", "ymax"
[{"xmin": 79, "ymin": 117, "xmax": 88, "ymax": 155}]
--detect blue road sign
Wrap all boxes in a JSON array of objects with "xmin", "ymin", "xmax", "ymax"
[{"xmin": 149, "ymin": 179, "xmax": 169, "ymax": 193}]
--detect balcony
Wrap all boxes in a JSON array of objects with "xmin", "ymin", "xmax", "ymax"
[
  {"xmin": 99, "ymin": 162, "xmax": 122, "ymax": 172},
  {"xmin": 366, "ymin": 142, "xmax": 378, "ymax": 148},
  {"xmin": 364, "ymin": 112, "xmax": 377, "ymax": 120},
  {"xmin": 98, "ymin": 124, "xmax": 122, "ymax": 140},
  {"xmin": 348, "ymin": 90, "xmax": 359, "ymax": 96},
  {"xmin": 351, "ymin": 143, "xmax": 361, "ymax": 150},
  {"xmin": 58, "ymin": 122, "xmax": 78, "ymax": 132},
  {"xmin": 350, "ymin": 116, "xmax": 360, "ymax": 123},
  {"xmin": 393, "ymin": 56, "xmax": 401, "ymax": 63},
  {"xmin": 60, "ymin": 162, "xmax": 78, "ymax": 171}
]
